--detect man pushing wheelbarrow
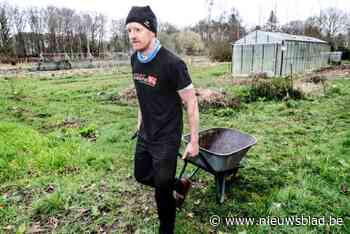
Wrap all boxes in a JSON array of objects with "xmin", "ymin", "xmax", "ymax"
[{"xmin": 126, "ymin": 6, "xmax": 199, "ymax": 234}]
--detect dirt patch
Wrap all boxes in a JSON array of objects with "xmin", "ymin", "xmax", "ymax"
[
  {"xmin": 39, "ymin": 117, "xmax": 82, "ymax": 134},
  {"xmin": 0, "ymin": 64, "xmax": 121, "ymax": 78},
  {"xmin": 57, "ymin": 117, "xmax": 82, "ymax": 129},
  {"xmin": 232, "ymin": 78, "xmax": 254, "ymax": 85},
  {"xmin": 302, "ymin": 75, "xmax": 326, "ymax": 84},
  {"xmin": 195, "ymin": 88, "xmax": 241, "ymax": 108},
  {"xmin": 7, "ymin": 106, "xmax": 35, "ymax": 119},
  {"xmin": 294, "ymin": 80, "xmax": 325, "ymax": 96},
  {"xmin": 119, "ymin": 86, "xmax": 138, "ymax": 101},
  {"xmin": 107, "ymin": 86, "xmax": 138, "ymax": 105},
  {"xmin": 312, "ymin": 64, "xmax": 350, "ymax": 78}
]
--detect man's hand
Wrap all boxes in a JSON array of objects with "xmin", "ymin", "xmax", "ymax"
[{"xmin": 182, "ymin": 141, "xmax": 199, "ymax": 160}]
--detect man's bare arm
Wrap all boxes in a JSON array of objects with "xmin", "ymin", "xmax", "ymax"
[{"xmin": 178, "ymin": 87, "xmax": 199, "ymax": 159}]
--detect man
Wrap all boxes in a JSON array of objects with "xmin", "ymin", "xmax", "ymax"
[{"xmin": 125, "ymin": 6, "xmax": 199, "ymax": 234}]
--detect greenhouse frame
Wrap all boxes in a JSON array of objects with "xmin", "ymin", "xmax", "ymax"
[{"xmin": 231, "ymin": 30, "xmax": 331, "ymax": 77}]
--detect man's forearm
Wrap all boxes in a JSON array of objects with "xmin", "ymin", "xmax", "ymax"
[
  {"xmin": 137, "ymin": 109, "xmax": 142, "ymax": 130},
  {"xmin": 186, "ymin": 97, "xmax": 199, "ymax": 143}
]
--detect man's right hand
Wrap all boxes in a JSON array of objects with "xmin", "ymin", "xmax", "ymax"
[{"xmin": 182, "ymin": 141, "xmax": 199, "ymax": 160}]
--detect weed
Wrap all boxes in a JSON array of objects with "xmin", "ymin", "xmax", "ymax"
[{"xmin": 249, "ymin": 77, "xmax": 304, "ymax": 101}]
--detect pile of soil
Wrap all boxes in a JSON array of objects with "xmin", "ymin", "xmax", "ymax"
[
  {"xmin": 195, "ymin": 88, "xmax": 241, "ymax": 108},
  {"xmin": 113, "ymin": 86, "xmax": 240, "ymax": 108},
  {"xmin": 119, "ymin": 86, "xmax": 137, "ymax": 101},
  {"xmin": 294, "ymin": 80, "xmax": 325, "ymax": 96},
  {"xmin": 109, "ymin": 86, "xmax": 138, "ymax": 104}
]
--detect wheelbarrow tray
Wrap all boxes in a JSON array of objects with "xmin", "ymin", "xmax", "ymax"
[
  {"xmin": 179, "ymin": 128, "xmax": 257, "ymax": 203},
  {"xmin": 183, "ymin": 128, "xmax": 257, "ymax": 173}
]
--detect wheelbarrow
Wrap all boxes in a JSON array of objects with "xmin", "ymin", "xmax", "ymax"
[{"xmin": 178, "ymin": 128, "xmax": 257, "ymax": 203}]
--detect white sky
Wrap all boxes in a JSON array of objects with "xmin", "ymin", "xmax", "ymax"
[{"xmin": 4, "ymin": 0, "xmax": 350, "ymax": 28}]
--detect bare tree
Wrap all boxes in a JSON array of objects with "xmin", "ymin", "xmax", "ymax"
[
  {"xmin": 45, "ymin": 6, "xmax": 59, "ymax": 53},
  {"xmin": 88, "ymin": 12, "xmax": 100, "ymax": 55},
  {"xmin": 304, "ymin": 16, "xmax": 323, "ymax": 39},
  {"xmin": 159, "ymin": 22, "xmax": 179, "ymax": 35},
  {"xmin": 0, "ymin": 3, "xmax": 13, "ymax": 57},
  {"xmin": 11, "ymin": 6, "xmax": 27, "ymax": 57},
  {"xmin": 264, "ymin": 10, "xmax": 279, "ymax": 32},
  {"xmin": 318, "ymin": 8, "xmax": 347, "ymax": 49},
  {"xmin": 96, "ymin": 13, "xmax": 107, "ymax": 56},
  {"xmin": 82, "ymin": 13, "xmax": 93, "ymax": 56},
  {"xmin": 281, "ymin": 20, "xmax": 304, "ymax": 35},
  {"xmin": 72, "ymin": 13, "xmax": 84, "ymax": 55},
  {"xmin": 193, "ymin": 7, "xmax": 243, "ymax": 43},
  {"xmin": 60, "ymin": 8, "xmax": 75, "ymax": 54},
  {"xmin": 27, "ymin": 6, "xmax": 45, "ymax": 55},
  {"xmin": 110, "ymin": 18, "xmax": 128, "ymax": 52}
]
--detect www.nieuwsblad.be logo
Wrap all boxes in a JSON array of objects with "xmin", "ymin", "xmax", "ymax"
[
  {"xmin": 209, "ymin": 215, "xmax": 344, "ymax": 227},
  {"xmin": 133, "ymin": 73, "xmax": 158, "ymax": 87}
]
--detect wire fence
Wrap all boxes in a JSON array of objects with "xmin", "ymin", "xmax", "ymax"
[{"xmin": 33, "ymin": 52, "xmax": 130, "ymax": 71}]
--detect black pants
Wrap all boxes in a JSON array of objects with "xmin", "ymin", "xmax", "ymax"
[{"xmin": 134, "ymin": 136, "xmax": 181, "ymax": 234}]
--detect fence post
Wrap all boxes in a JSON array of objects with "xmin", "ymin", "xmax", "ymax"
[
  {"xmin": 251, "ymin": 45, "xmax": 255, "ymax": 73},
  {"xmin": 261, "ymin": 44, "xmax": 265, "ymax": 73},
  {"xmin": 240, "ymin": 45, "xmax": 243, "ymax": 74},
  {"xmin": 280, "ymin": 41, "xmax": 285, "ymax": 77},
  {"xmin": 231, "ymin": 44, "xmax": 234, "ymax": 75},
  {"xmin": 274, "ymin": 44, "xmax": 279, "ymax": 76}
]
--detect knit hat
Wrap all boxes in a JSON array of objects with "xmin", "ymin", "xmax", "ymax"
[{"xmin": 125, "ymin": 6, "xmax": 157, "ymax": 34}]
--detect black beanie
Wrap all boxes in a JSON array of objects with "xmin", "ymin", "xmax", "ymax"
[{"xmin": 125, "ymin": 6, "xmax": 157, "ymax": 34}]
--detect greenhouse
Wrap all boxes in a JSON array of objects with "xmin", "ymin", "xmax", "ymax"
[{"xmin": 231, "ymin": 30, "xmax": 330, "ymax": 77}]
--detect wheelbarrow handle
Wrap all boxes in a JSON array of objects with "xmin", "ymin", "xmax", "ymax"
[{"xmin": 131, "ymin": 131, "xmax": 138, "ymax": 140}]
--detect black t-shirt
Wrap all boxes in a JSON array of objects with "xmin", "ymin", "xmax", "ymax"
[{"xmin": 131, "ymin": 47, "xmax": 192, "ymax": 142}]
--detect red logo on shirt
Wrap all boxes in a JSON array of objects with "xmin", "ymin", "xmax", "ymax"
[
  {"xmin": 147, "ymin": 75, "xmax": 157, "ymax": 87},
  {"xmin": 134, "ymin": 73, "xmax": 158, "ymax": 87}
]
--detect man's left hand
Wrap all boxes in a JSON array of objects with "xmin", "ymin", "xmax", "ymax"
[{"xmin": 182, "ymin": 141, "xmax": 199, "ymax": 160}]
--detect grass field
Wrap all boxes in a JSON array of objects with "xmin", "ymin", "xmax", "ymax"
[{"xmin": 0, "ymin": 62, "xmax": 349, "ymax": 233}]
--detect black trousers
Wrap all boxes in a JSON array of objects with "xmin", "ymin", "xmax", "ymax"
[{"xmin": 134, "ymin": 136, "xmax": 181, "ymax": 234}]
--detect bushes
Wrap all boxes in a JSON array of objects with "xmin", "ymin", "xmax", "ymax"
[
  {"xmin": 248, "ymin": 77, "xmax": 304, "ymax": 101},
  {"xmin": 338, "ymin": 46, "xmax": 350, "ymax": 61},
  {"xmin": 208, "ymin": 40, "xmax": 232, "ymax": 62},
  {"xmin": 174, "ymin": 31, "xmax": 205, "ymax": 55}
]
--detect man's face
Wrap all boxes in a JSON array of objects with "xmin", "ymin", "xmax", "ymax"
[{"xmin": 126, "ymin": 22, "xmax": 154, "ymax": 52}]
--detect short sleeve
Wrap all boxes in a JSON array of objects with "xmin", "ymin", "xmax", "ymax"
[{"xmin": 171, "ymin": 60, "xmax": 192, "ymax": 91}]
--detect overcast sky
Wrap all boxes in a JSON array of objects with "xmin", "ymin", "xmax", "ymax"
[{"xmin": 4, "ymin": 0, "xmax": 350, "ymax": 28}]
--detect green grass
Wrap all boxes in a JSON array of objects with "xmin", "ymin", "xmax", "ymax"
[{"xmin": 0, "ymin": 63, "xmax": 349, "ymax": 233}]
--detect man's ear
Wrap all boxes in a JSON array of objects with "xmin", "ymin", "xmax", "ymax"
[{"xmin": 151, "ymin": 31, "xmax": 156, "ymax": 38}]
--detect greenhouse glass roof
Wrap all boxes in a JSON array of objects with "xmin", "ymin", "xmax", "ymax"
[{"xmin": 233, "ymin": 30, "xmax": 327, "ymax": 45}]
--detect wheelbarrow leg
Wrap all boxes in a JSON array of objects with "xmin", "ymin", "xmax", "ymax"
[
  {"xmin": 189, "ymin": 166, "xmax": 200, "ymax": 179},
  {"xmin": 178, "ymin": 160, "xmax": 200, "ymax": 180},
  {"xmin": 178, "ymin": 160, "xmax": 188, "ymax": 178},
  {"xmin": 215, "ymin": 173, "xmax": 226, "ymax": 204}
]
